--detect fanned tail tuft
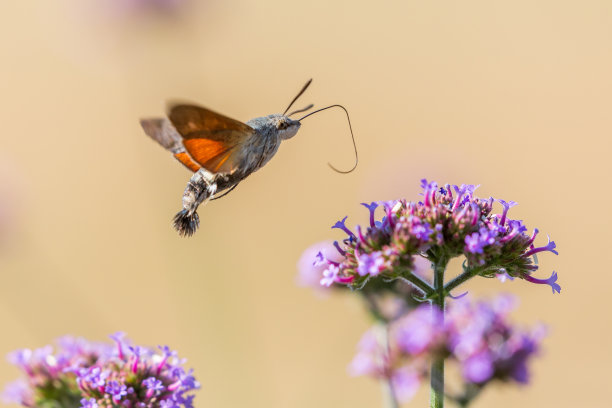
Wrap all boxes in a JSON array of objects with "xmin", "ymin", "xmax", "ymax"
[{"xmin": 173, "ymin": 210, "xmax": 200, "ymax": 237}]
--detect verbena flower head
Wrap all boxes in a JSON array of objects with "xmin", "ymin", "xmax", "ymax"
[
  {"xmin": 3, "ymin": 333, "xmax": 199, "ymax": 408},
  {"xmin": 349, "ymin": 295, "xmax": 545, "ymax": 404},
  {"xmin": 315, "ymin": 179, "xmax": 560, "ymax": 294}
]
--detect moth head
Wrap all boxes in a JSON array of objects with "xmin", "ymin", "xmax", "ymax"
[{"xmin": 273, "ymin": 115, "xmax": 301, "ymax": 140}]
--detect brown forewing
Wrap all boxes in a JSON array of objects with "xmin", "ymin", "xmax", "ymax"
[{"xmin": 167, "ymin": 103, "xmax": 255, "ymax": 174}]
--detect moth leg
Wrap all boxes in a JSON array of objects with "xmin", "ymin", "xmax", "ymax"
[{"xmin": 211, "ymin": 183, "xmax": 240, "ymax": 200}]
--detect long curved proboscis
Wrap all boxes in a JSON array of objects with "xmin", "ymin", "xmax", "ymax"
[
  {"xmin": 298, "ymin": 104, "xmax": 358, "ymax": 174},
  {"xmin": 283, "ymin": 79, "xmax": 313, "ymax": 116}
]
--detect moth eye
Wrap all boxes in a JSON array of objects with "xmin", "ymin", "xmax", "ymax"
[{"xmin": 277, "ymin": 121, "xmax": 288, "ymax": 130}]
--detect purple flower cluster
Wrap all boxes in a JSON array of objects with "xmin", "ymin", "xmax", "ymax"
[
  {"xmin": 299, "ymin": 241, "xmax": 433, "ymax": 322},
  {"xmin": 349, "ymin": 295, "xmax": 544, "ymax": 403},
  {"xmin": 315, "ymin": 179, "xmax": 560, "ymax": 294},
  {"xmin": 2, "ymin": 333, "xmax": 199, "ymax": 408}
]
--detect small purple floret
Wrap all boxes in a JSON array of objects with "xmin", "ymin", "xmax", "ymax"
[
  {"xmin": 498, "ymin": 199, "xmax": 518, "ymax": 226},
  {"xmin": 82, "ymin": 367, "xmax": 108, "ymax": 388},
  {"xmin": 465, "ymin": 228, "xmax": 496, "ymax": 254},
  {"xmin": 357, "ymin": 251, "xmax": 385, "ymax": 277},
  {"xmin": 524, "ymin": 271, "xmax": 561, "ymax": 294},
  {"xmin": 332, "ymin": 216, "xmax": 356, "ymax": 239},
  {"xmin": 105, "ymin": 381, "xmax": 127, "ymax": 402},
  {"xmin": 143, "ymin": 377, "xmax": 164, "ymax": 391},
  {"xmin": 320, "ymin": 265, "xmax": 340, "ymax": 287},
  {"xmin": 143, "ymin": 377, "xmax": 165, "ymax": 398},
  {"xmin": 313, "ymin": 251, "xmax": 325, "ymax": 267},
  {"xmin": 109, "ymin": 332, "xmax": 126, "ymax": 360},
  {"xmin": 421, "ymin": 179, "xmax": 438, "ymax": 206},
  {"xmin": 411, "ymin": 222, "xmax": 433, "ymax": 241},
  {"xmin": 332, "ymin": 241, "xmax": 346, "ymax": 256},
  {"xmin": 524, "ymin": 236, "xmax": 559, "ymax": 257},
  {"xmin": 361, "ymin": 202, "xmax": 379, "ymax": 227}
]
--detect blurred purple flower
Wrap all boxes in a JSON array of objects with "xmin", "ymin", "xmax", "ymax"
[
  {"xmin": 349, "ymin": 295, "xmax": 545, "ymax": 403},
  {"xmin": 461, "ymin": 351, "xmax": 494, "ymax": 383},
  {"xmin": 348, "ymin": 329, "xmax": 386, "ymax": 377},
  {"xmin": 1, "ymin": 380, "xmax": 33, "ymax": 406},
  {"xmin": 393, "ymin": 304, "xmax": 444, "ymax": 355},
  {"xmin": 348, "ymin": 325, "xmax": 426, "ymax": 404},
  {"xmin": 3, "ymin": 334, "xmax": 199, "ymax": 408},
  {"xmin": 446, "ymin": 295, "xmax": 545, "ymax": 386},
  {"xmin": 391, "ymin": 367, "xmax": 422, "ymax": 403},
  {"xmin": 110, "ymin": 0, "xmax": 189, "ymax": 15}
]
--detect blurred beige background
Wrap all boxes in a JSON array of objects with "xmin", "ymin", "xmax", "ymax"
[{"xmin": 0, "ymin": 0, "xmax": 610, "ymax": 407}]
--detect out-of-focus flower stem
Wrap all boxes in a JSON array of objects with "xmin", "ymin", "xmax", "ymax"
[
  {"xmin": 363, "ymin": 293, "xmax": 389, "ymax": 323},
  {"xmin": 382, "ymin": 381, "xmax": 399, "ymax": 408},
  {"xmin": 430, "ymin": 256, "xmax": 448, "ymax": 408},
  {"xmin": 381, "ymin": 325, "xmax": 399, "ymax": 408}
]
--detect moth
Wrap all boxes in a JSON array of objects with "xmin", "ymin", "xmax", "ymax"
[{"xmin": 140, "ymin": 79, "xmax": 356, "ymax": 237}]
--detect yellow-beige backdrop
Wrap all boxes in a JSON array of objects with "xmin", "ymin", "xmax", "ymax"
[{"xmin": 0, "ymin": 1, "xmax": 609, "ymax": 407}]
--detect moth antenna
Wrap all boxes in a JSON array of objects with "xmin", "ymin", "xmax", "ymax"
[
  {"xmin": 298, "ymin": 104, "xmax": 358, "ymax": 174},
  {"xmin": 283, "ymin": 79, "xmax": 313, "ymax": 115},
  {"xmin": 173, "ymin": 210, "xmax": 200, "ymax": 237},
  {"xmin": 288, "ymin": 104, "xmax": 314, "ymax": 117}
]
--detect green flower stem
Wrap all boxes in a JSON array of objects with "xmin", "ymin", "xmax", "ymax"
[
  {"xmin": 443, "ymin": 265, "xmax": 487, "ymax": 295},
  {"xmin": 399, "ymin": 272, "xmax": 435, "ymax": 297},
  {"xmin": 430, "ymin": 257, "xmax": 448, "ymax": 408}
]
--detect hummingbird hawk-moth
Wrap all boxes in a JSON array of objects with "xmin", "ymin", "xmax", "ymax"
[{"xmin": 140, "ymin": 79, "xmax": 356, "ymax": 237}]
